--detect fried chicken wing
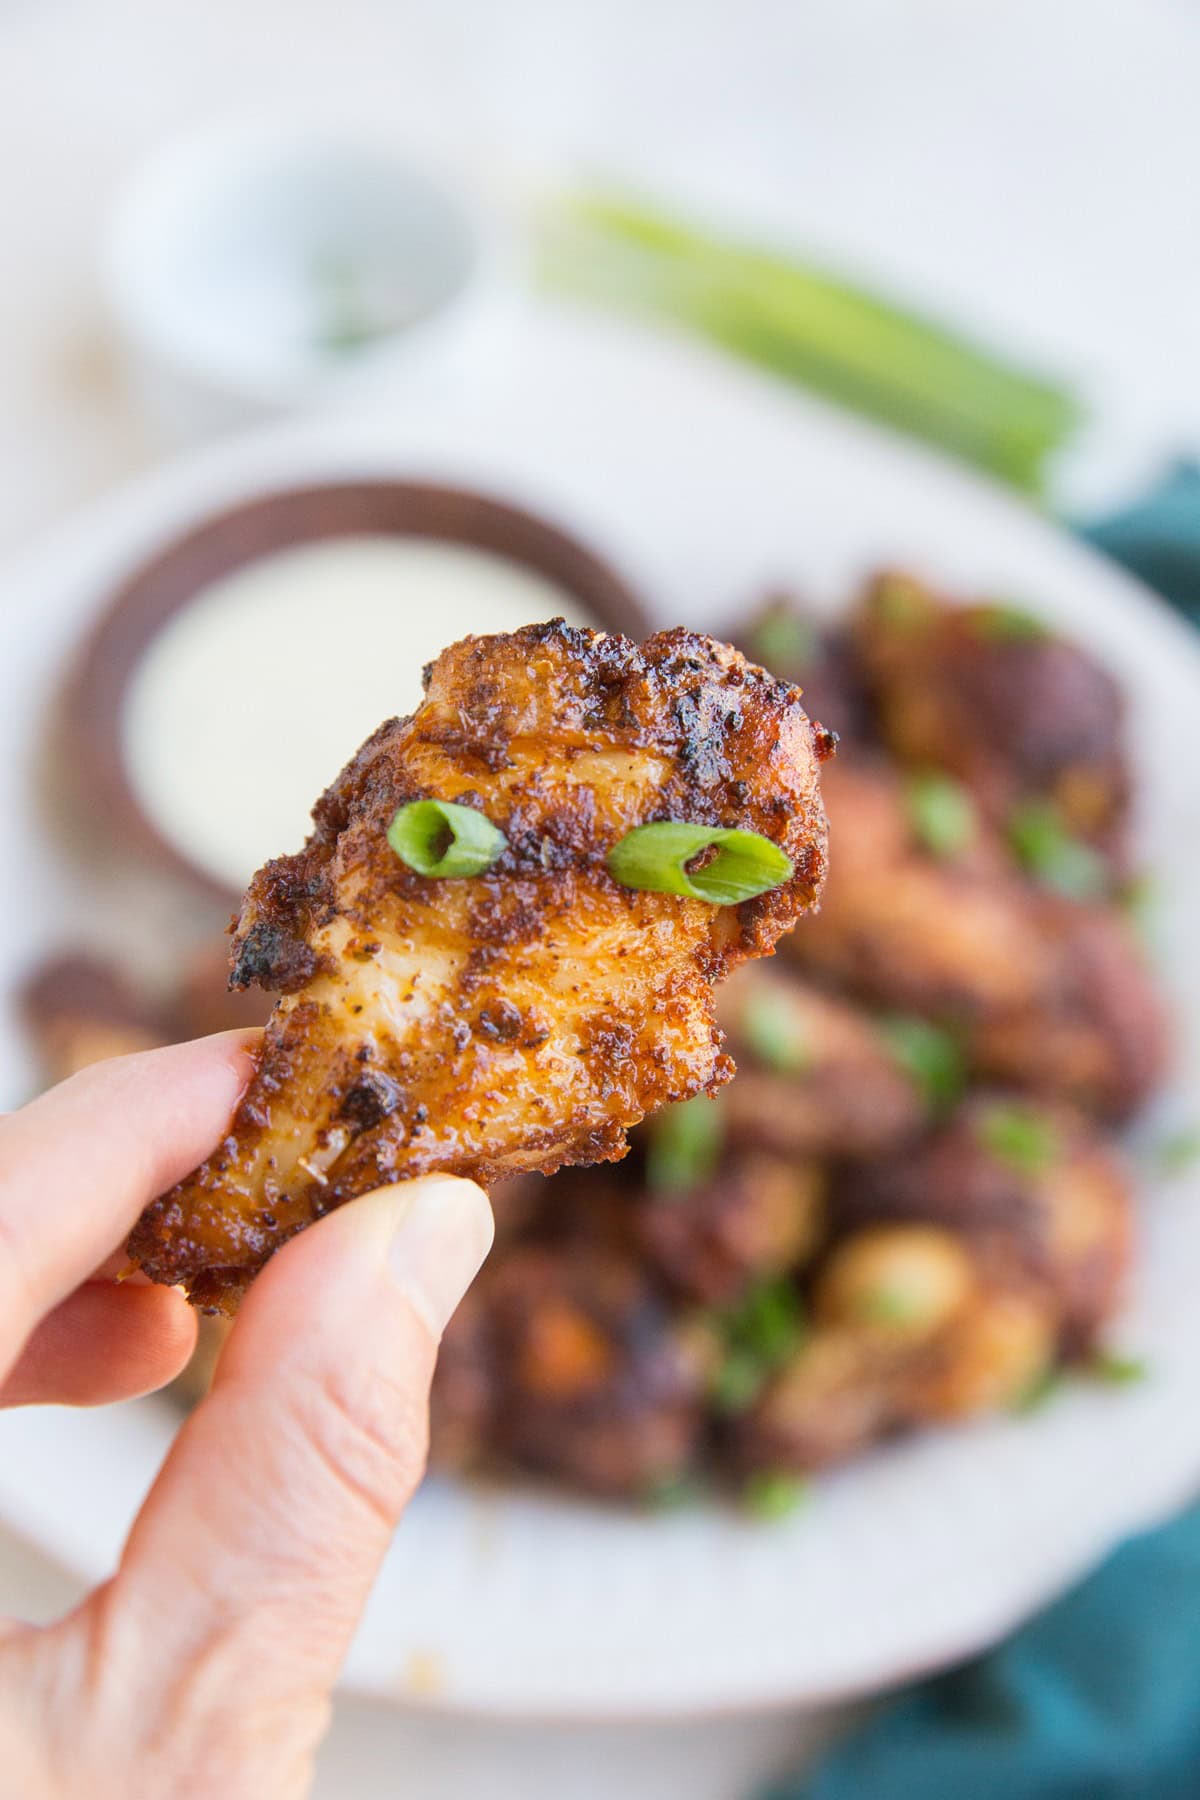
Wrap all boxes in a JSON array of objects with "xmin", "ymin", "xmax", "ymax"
[
  {"xmin": 852, "ymin": 571, "xmax": 1131, "ymax": 867},
  {"xmin": 130, "ymin": 621, "xmax": 830, "ymax": 1310},
  {"xmin": 718, "ymin": 966, "xmax": 928, "ymax": 1159},
  {"xmin": 788, "ymin": 760, "xmax": 1167, "ymax": 1118},
  {"xmin": 431, "ymin": 1242, "xmax": 710, "ymax": 1498},
  {"xmin": 727, "ymin": 1225, "xmax": 1056, "ymax": 1474},
  {"xmin": 836, "ymin": 1095, "xmax": 1133, "ymax": 1350}
]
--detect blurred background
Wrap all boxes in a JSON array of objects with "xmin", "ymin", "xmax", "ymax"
[
  {"xmin": 2, "ymin": 3, "xmax": 1199, "ymax": 1797},
  {"xmin": 4, "ymin": 0, "xmax": 1199, "ymax": 539}
]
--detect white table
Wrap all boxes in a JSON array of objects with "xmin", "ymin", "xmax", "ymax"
[{"xmin": 1, "ymin": 3, "xmax": 1197, "ymax": 1793}]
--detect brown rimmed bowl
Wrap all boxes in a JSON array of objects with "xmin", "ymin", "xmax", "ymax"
[{"xmin": 63, "ymin": 478, "xmax": 650, "ymax": 908}]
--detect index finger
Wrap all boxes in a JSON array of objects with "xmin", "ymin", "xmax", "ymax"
[{"xmin": 0, "ymin": 1031, "xmax": 257, "ymax": 1380}]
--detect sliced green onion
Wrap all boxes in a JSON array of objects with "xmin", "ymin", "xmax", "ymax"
[
  {"xmin": 1007, "ymin": 798, "xmax": 1107, "ymax": 901},
  {"xmin": 971, "ymin": 602, "xmax": 1049, "ymax": 642},
  {"xmin": 905, "ymin": 771, "xmax": 978, "ymax": 859},
  {"xmin": 642, "ymin": 1471, "xmax": 706, "ymax": 1512},
  {"xmin": 976, "ymin": 1102, "xmax": 1061, "ymax": 1178},
  {"xmin": 870, "ymin": 573, "xmax": 935, "ymax": 630},
  {"xmin": 645, "ymin": 1095, "xmax": 724, "ymax": 1194},
  {"xmin": 311, "ymin": 252, "xmax": 384, "ymax": 355},
  {"xmin": 1011, "ymin": 1363, "xmax": 1064, "ymax": 1416},
  {"xmin": 710, "ymin": 1350, "xmax": 768, "ymax": 1416},
  {"xmin": 857, "ymin": 1285, "xmax": 938, "ymax": 1328},
  {"xmin": 387, "ymin": 799, "xmax": 507, "ymax": 878},
  {"xmin": 541, "ymin": 193, "xmax": 1080, "ymax": 495},
  {"xmin": 750, "ymin": 606, "xmax": 816, "ymax": 672},
  {"xmin": 742, "ymin": 1471, "xmax": 809, "ymax": 1521},
  {"xmin": 1155, "ymin": 1125, "xmax": 1200, "ymax": 1178},
  {"xmin": 607, "ymin": 822, "xmax": 793, "ymax": 904},
  {"xmin": 709, "ymin": 1278, "xmax": 805, "ymax": 1414},
  {"xmin": 740, "ymin": 988, "xmax": 813, "ymax": 1073},
  {"xmin": 1087, "ymin": 1349, "xmax": 1148, "ymax": 1387},
  {"xmin": 728, "ymin": 1277, "xmax": 805, "ymax": 1365},
  {"xmin": 879, "ymin": 1015, "xmax": 966, "ymax": 1111},
  {"xmin": 1119, "ymin": 872, "xmax": 1158, "ymax": 946}
]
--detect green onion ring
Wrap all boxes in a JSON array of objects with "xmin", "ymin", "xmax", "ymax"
[
  {"xmin": 606, "ymin": 822, "xmax": 793, "ymax": 905},
  {"xmin": 387, "ymin": 799, "xmax": 507, "ymax": 878}
]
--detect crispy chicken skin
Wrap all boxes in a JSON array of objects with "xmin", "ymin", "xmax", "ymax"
[{"xmin": 129, "ymin": 621, "xmax": 830, "ymax": 1310}]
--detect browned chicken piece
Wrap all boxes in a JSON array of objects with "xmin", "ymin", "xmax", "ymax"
[
  {"xmin": 19, "ymin": 952, "xmax": 174, "ymax": 1082},
  {"xmin": 718, "ymin": 966, "xmax": 928, "ymax": 1159},
  {"xmin": 851, "ymin": 570, "xmax": 1130, "ymax": 868},
  {"xmin": 970, "ymin": 900, "xmax": 1168, "ymax": 1118},
  {"xmin": 430, "ymin": 1242, "xmax": 710, "ymax": 1499},
  {"xmin": 785, "ymin": 759, "xmax": 1030, "ymax": 1016},
  {"xmin": 130, "ymin": 622, "xmax": 830, "ymax": 1311},
  {"xmin": 635, "ymin": 1151, "xmax": 826, "ymax": 1307},
  {"xmin": 728, "ymin": 1223, "xmax": 1056, "ymax": 1473},
  {"xmin": 788, "ymin": 760, "xmax": 1167, "ymax": 1118},
  {"xmin": 835, "ymin": 1096, "xmax": 1134, "ymax": 1352},
  {"xmin": 735, "ymin": 594, "xmax": 867, "ymax": 743}
]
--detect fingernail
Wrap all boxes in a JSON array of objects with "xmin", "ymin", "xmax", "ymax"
[{"xmin": 385, "ymin": 1176, "xmax": 494, "ymax": 1339}]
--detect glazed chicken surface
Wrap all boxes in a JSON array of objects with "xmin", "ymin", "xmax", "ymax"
[{"xmin": 129, "ymin": 621, "xmax": 830, "ymax": 1310}]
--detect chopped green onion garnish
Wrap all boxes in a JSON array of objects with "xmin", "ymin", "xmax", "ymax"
[
  {"xmin": 709, "ymin": 1277, "xmax": 805, "ymax": 1413},
  {"xmin": 1011, "ymin": 1363, "xmax": 1063, "ymax": 1415},
  {"xmin": 740, "ymin": 988, "xmax": 813, "ymax": 1073},
  {"xmin": 870, "ymin": 573, "xmax": 935, "ymax": 629},
  {"xmin": 857, "ymin": 1286, "xmax": 934, "ymax": 1328},
  {"xmin": 905, "ymin": 772, "xmax": 978, "ymax": 859},
  {"xmin": 971, "ymin": 602, "xmax": 1049, "ymax": 642},
  {"xmin": 1087, "ymin": 1349, "xmax": 1148, "ymax": 1387},
  {"xmin": 750, "ymin": 606, "xmax": 816, "ymax": 672},
  {"xmin": 710, "ymin": 1350, "xmax": 767, "ymax": 1416},
  {"xmin": 729, "ymin": 1277, "xmax": 805, "ymax": 1365},
  {"xmin": 607, "ymin": 822, "xmax": 793, "ymax": 905},
  {"xmin": 643, "ymin": 1471, "xmax": 706, "ymax": 1511},
  {"xmin": 1155, "ymin": 1125, "xmax": 1200, "ymax": 1178},
  {"xmin": 976, "ymin": 1102, "xmax": 1061, "ymax": 1178},
  {"xmin": 645, "ymin": 1095, "xmax": 724, "ymax": 1193},
  {"xmin": 387, "ymin": 799, "xmax": 507, "ymax": 878},
  {"xmin": 742, "ymin": 1471, "xmax": 809, "ymax": 1521},
  {"xmin": 1119, "ymin": 872, "xmax": 1158, "ymax": 948},
  {"xmin": 311, "ymin": 252, "xmax": 385, "ymax": 355},
  {"xmin": 879, "ymin": 1015, "xmax": 965, "ymax": 1111},
  {"xmin": 1007, "ymin": 798, "xmax": 1107, "ymax": 902}
]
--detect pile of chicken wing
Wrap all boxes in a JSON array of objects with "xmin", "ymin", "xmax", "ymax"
[
  {"xmin": 22, "ymin": 583, "xmax": 1168, "ymax": 1509},
  {"xmin": 426, "ymin": 577, "xmax": 1167, "ymax": 1505}
]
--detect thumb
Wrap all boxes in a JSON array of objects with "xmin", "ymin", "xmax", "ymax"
[{"xmin": 77, "ymin": 1176, "xmax": 491, "ymax": 1789}]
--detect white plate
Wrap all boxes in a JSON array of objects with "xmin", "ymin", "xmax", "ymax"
[{"xmin": 2, "ymin": 307, "xmax": 1199, "ymax": 1718}]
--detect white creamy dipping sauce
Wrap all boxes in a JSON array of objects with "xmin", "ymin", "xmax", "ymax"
[{"xmin": 122, "ymin": 533, "xmax": 592, "ymax": 892}]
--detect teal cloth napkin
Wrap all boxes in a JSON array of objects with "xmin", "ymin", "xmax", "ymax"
[
  {"xmin": 1083, "ymin": 462, "xmax": 1200, "ymax": 624},
  {"xmin": 766, "ymin": 461, "xmax": 1200, "ymax": 1800}
]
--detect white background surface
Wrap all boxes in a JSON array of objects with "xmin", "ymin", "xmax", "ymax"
[{"xmin": 1, "ymin": 3, "xmax": 1198, "ymax": 1796}]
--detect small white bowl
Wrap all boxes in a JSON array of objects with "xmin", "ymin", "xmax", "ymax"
[{"xmin": 103, "ymin": 121, "xmax": 503, "ymax": 440}]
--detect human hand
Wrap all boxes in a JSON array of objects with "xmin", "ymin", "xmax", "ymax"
[{"xmin": 0, "ymin": 1032, "xmax": 493, "ymax": 1797}]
